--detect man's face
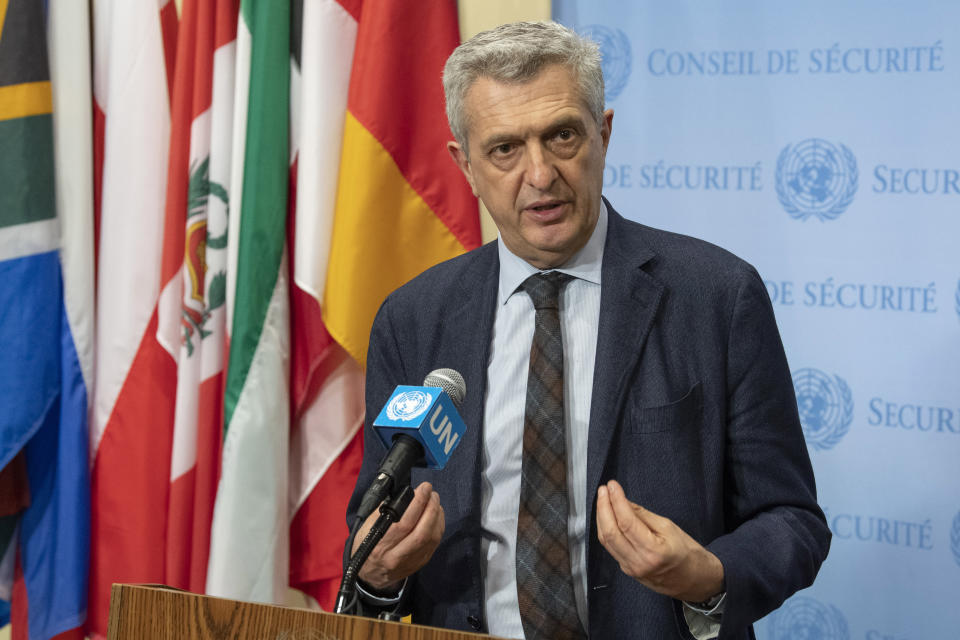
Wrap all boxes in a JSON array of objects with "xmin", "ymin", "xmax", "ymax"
[{"xmin": 448, "ymin": 65, "xmax": 614, "ymax": 269}]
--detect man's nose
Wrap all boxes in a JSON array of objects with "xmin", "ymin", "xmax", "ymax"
[{"xmin": 523, "ymin": 144, "xmax": 557, "ymax": 190}]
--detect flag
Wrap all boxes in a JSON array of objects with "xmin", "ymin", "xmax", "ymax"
[
  {"xmin": 286, "ymin": 0, "xmax": 364, "ymax": 609},
  {"xmin": 288, "ymin": 0, "xmax": 481, "ymax": 609},
  {"xmin": 0, "ymin": 0, "xmax": 92, "ymax": 636},
  {"xmin": 87, "ymin": 0, "xmax": 179, "ymax": 635},
  {"xmin": 157, "ymin": 0, "xmax": 238, "ymax": 595},
  {"xmin": 322, "ymin": 0, "xmax": 481, "ymax": 366},
  {"xmin": 205, "ymin": 0, "xmax": 291, "ymax": 603}
]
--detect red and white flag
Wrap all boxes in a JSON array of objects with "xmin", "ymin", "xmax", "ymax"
[
  {"xmin": 287, "ymin": 0, "xmax": 480, "ymax": 609},
  {"xmin": 287, "ymin": 0, "xmax": 365, "ymax": 609},
  {"xmin": 156, "ymin": 0, "xmax": 239, "ymax": 595},
  {"xmin": 88, "ymin": 0, "xmax": 179, "ymax": 636}
]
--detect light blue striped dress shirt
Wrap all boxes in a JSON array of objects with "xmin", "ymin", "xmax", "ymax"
[{"xmin": 480, "ymin": 203, "xmax": 607, "ymax": 638}]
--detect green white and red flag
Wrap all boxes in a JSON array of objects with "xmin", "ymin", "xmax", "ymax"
[{"xmin": 205, "ymin": 0, "xmax": 291, "ymax": 604}]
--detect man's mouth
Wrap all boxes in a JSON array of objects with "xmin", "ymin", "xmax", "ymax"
[{"xmin": 524, "ymin": 200, "xmax": 567, "ymax": 218}]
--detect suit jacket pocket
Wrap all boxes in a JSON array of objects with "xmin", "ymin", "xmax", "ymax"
[{"xmin": 632, "ymin": 382, "xmax": 703, "ymax": 433}]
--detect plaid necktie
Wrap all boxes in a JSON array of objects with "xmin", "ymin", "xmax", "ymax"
[{"xmin": 516, "ymin": 271, "xmax": 586, "ymax": 640}]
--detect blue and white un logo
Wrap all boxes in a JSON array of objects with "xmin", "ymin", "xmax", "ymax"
[
  {"xmin": 951, "ymin": 511, "xmax": 960, "ymax": 568},
  {"xmin": 776, "ymin": 138, "xmax": 858, "ymax": 221},
  {"xmin": 768, "ymin": 596, "xmax": 850, "ymax": 640},
  {"xmin": 792, "ymin": 368, "xmax": 854, "ymax": 451},
  {"xmin": 386, "ymin": 390, "xmax": 432, "ymax": 422},
  {"xmin": 579, "ymin": 24, "xmax": 632, "ymax": 101}
]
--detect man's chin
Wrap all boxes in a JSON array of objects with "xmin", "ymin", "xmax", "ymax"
[{"xmin": 525, "ymin": 241, "xmax": 581, "ymax": 269}]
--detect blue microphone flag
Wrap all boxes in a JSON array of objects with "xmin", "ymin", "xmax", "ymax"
[{"xmin": 372, "ymin": 385, "xmax": 467, "ymax": 469}]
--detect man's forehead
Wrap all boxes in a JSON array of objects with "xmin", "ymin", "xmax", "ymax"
[
  {"xmin": 465, "ymin": 64, "xmax": 577, "ymax": 103},
  {"xmin": 462, "ymin": 66, "xmax": 591, "ymax": 138}
]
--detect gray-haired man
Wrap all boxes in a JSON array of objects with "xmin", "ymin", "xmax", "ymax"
[{"xmin": 346, "ymin": 21, "xmax": 830, "ymax": 639}]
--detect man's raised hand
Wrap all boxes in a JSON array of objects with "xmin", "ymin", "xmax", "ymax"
[{"xmin": 596, "ymin": 479, "xmax": 724, "ymax": 603}]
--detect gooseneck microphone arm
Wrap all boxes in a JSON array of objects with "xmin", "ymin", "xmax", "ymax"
[
  {"xmin": 337, "ymin": 368, "xmax": 467, "ymax": 617},
  {"xmin": 336, "ymin": 434, "xmax": 424, "ymax": 615},
  {"xmin": 335, "ymin": 484, "xmax": 415, "ymax": 615}
]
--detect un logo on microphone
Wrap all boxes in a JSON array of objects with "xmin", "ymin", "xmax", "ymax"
[
  {"xmin": 792, "ymin": 368, "xmax": 854, "ymax": 451},
  {"xmin": 768, "ymin": 597, "xmax": 849, "ymax": 640},
  {"xmin": 579, "ymin": 24, "xmax": 632, "ymax": 100},
  {"xmin": 386, "ymin": 390, "xmax": 433, "ymax": 422},
  {"xmin": 776, "ymin": 138, "xmax": 858, "ymax": 221}
]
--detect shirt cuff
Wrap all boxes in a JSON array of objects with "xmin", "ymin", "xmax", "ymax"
[
  {"xmin": 355, "ymin": 578, "xmax": 407, "ymax": 607},
  {"xmin": 681, "ymin": 592, "xmax": 725, "ymax": 640},
  {"xmin": 683, "ymin": 591, "xmax": 726, "ymax": 617}
]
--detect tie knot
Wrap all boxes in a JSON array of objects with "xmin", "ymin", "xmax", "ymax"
[{"xmin": 522, "ymin": 271, "xmax": 571, "ymax": 310}]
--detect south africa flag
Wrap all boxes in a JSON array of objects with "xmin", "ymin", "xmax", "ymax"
[{"xmin": 0, "ymin": 0, "xmax": 91, "ymax": 637}]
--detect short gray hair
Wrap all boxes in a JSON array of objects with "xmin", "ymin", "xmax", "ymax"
[{"xmin": 443, "ymin": 21, "xmax": 605, "ymax": 154}]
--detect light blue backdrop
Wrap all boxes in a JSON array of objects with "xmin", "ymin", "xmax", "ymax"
[{"xmin": 553, "ymin": 1, "xmax": 960, "ymax": 637}]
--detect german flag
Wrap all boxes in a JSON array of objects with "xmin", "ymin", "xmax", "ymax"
[
  {"xmin": 288, "ymin": 0, "xmax": 481, "ymax": 609},
  {"xmin": 323, "ymin": 0, "xmax": 481, "ymax": 367}
]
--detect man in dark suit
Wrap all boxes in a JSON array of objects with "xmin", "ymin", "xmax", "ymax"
[{"xmin": 345, "ymin": 21, "xmax": 830, "ymax": 639}]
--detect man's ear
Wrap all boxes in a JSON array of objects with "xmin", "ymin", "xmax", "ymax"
[
  {"xmin": 600, "ymin": 108, "xmax": 614, "ymax": 153},
  {"xmin": 447, "ymin": 141, "xmax": 478, "ymax": 196}
]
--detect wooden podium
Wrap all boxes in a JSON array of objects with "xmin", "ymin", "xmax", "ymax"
[{"xmin": 107, "ymin": 584, "xmax": 501, "ymax": 640}]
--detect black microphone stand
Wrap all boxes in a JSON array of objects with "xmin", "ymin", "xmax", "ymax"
[{"xmin": 334, "ymin": 482, "xmax": 415, "ymax": 615}]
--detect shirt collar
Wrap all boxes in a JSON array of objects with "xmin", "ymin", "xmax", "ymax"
[{"xmin": 497, "ymin": 200, "xmax": 607, "ymax": 306}]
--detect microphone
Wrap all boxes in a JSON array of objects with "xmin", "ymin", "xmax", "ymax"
[{"xmin": 355, "ymin": 369, "xmax": 467, "ymax": 520}]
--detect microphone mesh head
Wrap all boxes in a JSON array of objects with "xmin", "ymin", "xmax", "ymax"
[{"xmin": 423, "ymin": 368, "xmax": 466, "ymax": 409}]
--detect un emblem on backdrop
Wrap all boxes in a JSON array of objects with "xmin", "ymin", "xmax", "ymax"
[
  {"xmin": 768, "ymin": 597, "xmax": 850, "ymax": 640},
  {"xmin": 579, "ymin": 24, "xmax": 632, "ymax": 100},
  {"xmin": 776, "ymin": 138, "xmax": 858, "ymax": 221},
  {"xmin": 952, "ymin": 511, "xmax": 960, "ymax": 568},
  {"xmin": 955, "ymin": 280, "xmax": 960, "ymax": 323},
  {"xmin": 792, "ymin": 368, "xmax": 854, "ymax": 451}
]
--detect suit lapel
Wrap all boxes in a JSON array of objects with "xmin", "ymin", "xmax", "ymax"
[
  {"xmin": 585, "ymin": 204, "xmax": 664, "ymax": 524},
  {"xmin": 440, "ymin": 242, "xmax": 499, "ymax": 512}
]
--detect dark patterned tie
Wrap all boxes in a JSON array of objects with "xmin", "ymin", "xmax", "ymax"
[{"xmin": 516, "ymin": 271, "xmax": 586, "ymax": 640}]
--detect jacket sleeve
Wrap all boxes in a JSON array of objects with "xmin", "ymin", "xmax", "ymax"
[
  {"xmin": 707, "ymin": 268, "xmax": 831, "ymax": 638},
  {"xmin": 344, "ymin": 294, "xmax": 417, "ymax": 618}
]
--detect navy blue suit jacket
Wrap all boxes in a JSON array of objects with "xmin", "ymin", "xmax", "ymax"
[{"xmin": 347, "ymin": 202, "xmax": 830, "ymax": 639}]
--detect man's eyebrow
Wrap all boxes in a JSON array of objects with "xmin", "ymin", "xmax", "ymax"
[
  {"xmin": 545, "ymin": 115, "xmax": 586, "ymax": 133},
  {"xmin": 479, "ymin": 115, "xmax": 588, "ymax": 151},
  {"xmin": 480, "ymin": 133, "xmax": 518, "ymax": 150}
]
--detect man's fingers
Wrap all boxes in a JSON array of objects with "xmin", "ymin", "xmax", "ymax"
[
  {"xmin": 596, "ymin": 485, "xmax": 618, "ymax": 546},
  {"xmin": 356, "ymin": 483, "xmax": 445, "ymax": 588},
  {"xmin": 352, "ymin": 508, "xmax": 381, "ymax": 556},
  {"xmin": 605, "ymin": 480, "xmax": 657, "ymax": 549},
  {"xmin": 608, "ymin": 480, "xmax": 672, "ymax": 533},
  {"xmin": 351, "ymin": 481, "xmax": 434, "ymax": 556},
  {"xmin": 379, "ymin": 482, "xmax": 434, "ymax": 546},
  {"xmin": 598, "ymin": 479, "xmax": 725, "ymax": 600},
  {"xmin": 596, "ymin": 485, "xmax": 644, "ymax": 571},
  {"xmin": 386, "ymin": 491, "xmax": 445, "ymax": 562}
]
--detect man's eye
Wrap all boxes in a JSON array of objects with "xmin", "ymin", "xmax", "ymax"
[
  {"xmin": 557, "ymin": 129, "xmax": 573, "ymax": 140},
  {"xmin": 493, "ymin": 143, "xmax": 514, "ymax": 155}
]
